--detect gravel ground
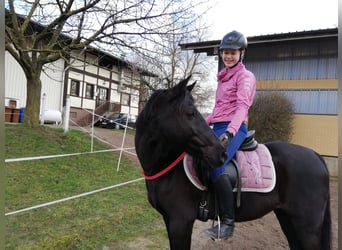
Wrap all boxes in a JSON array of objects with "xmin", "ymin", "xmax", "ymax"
[{"xmin": 79, "ymin": 126, "xmax": 338, "ymax": 250}]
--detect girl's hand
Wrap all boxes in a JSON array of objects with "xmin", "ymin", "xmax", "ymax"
[{"xmin": 219, "ymin": 132, "xmax": 233, "ymax": 148}]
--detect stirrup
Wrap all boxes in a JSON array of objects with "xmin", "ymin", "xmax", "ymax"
[
  {"xmin": 207, "ymin": 216, "xmax": 224, "ymax": 241},
  {"xmin": 213, "ymin": 216, "xmax": 222, "ymax": 241},
  {"xmin": 206, "ymin": 216, "xmax": 234, "ymax": 241}
]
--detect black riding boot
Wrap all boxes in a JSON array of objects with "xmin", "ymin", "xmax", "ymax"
[{"xmin": 206, "ymin": 174, "xmax": 235, "ymax": 240}]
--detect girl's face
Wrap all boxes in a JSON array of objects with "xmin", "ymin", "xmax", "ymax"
[{"xmin": 221, "ymin": 49, "xmax": 243, "ymax": 68}]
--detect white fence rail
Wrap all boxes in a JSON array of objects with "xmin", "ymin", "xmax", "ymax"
[{"xmin": 5, "ymin": 118, "xmax": 140, "ymax": 216}]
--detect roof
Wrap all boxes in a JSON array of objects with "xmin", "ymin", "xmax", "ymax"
[
  {"xmin": 85, "ymin": 47, "xmax": 158, "ymax": 77},
  {"xmin": 179, "ymin": 28, "xmax": 338, "ymax": 56}
]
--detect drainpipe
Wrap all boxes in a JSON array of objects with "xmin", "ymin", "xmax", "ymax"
[
  {"xmin": 40, "ymin": 93, "xmax": 46, "ymax": 125},
  {"xmin": 63, "ymin": 95, "xmax": 70, "ymax": 133}
]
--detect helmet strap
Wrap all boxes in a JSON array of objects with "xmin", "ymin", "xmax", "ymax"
[{"xmin": 239, "ymin": 49, "xmax": 245, "ymax": 62}]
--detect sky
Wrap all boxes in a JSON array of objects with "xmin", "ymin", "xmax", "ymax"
[{"xmin": 200, "ymin": 0, "xmax": 338, "ymax": 40}]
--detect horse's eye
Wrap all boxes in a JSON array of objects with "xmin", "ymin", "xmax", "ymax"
[{"xmin": 186, "ymin": 110, "xmax": 196, "ymax": 119}]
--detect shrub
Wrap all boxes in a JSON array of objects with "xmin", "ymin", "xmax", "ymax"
[{"xmin": 248, "ymin": 92, "xmax": 294, "ymax": 143}]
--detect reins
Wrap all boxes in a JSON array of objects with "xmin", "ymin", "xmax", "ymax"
[{"xmin": 142, "ymin": 152, "xmax": 186, "ymax": 181}]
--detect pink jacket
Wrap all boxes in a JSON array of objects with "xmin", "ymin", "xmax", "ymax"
[{"xmin": 206, "ymin": 63, "xmax": 256, "ymax": 135}]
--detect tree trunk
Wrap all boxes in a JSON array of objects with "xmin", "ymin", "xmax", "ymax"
[{"xmin": 22, "ymin": 73, "xmax": 42, "ymax": 128}]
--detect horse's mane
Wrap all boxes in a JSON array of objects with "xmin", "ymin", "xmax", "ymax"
[
  {"xmin": 138, "ymin": 82, "xmax": 194, "ymax": 126},
  {"xmin": 138, "ymin": 89, "xmax": 167, "ymax": 123}
]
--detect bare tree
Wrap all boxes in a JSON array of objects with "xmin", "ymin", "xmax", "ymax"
[
  {"xmin": 5, "ymin": 0, "xmax": 207, "ymax": 127},
  {"xmin": 131, "ymin": 14, "xmax": 215, "ymax": 110}
]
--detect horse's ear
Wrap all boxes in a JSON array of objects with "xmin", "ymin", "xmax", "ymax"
[
  {"xmin": 170, "ymin": 76, "xmax": 193, "ymax": 97},
  {"xmin": 178, "ymin": 75, "xmax": 192, "ymax": 90},
  {"xmin": 187, "ymin": 81, "xmax": 197, "ymax": 92}
]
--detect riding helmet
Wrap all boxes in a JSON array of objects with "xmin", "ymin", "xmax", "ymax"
[{"xmin": 219, "ymin": 31, "xmax": 247, "ymax": 50}]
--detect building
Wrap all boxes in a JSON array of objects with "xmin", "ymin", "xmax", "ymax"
[
  {"xmin": 5, "ymin": 46, "xmax": 156, "ymax": 126},
  {"xmin": 5, "ymin": 10, "xmax": 158, "ymax": 126},
  {"xmin": 60, "ymin": 47, "xmax": 156, "ymax": 126},
  {"xmin": 180, "ymin": 28, "xmax": 338, "ymax": 158}
]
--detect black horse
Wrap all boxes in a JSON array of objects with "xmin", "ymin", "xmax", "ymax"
[{"xmin": 135, "ymin": 77, "xmax": 331, "ymax": 250}]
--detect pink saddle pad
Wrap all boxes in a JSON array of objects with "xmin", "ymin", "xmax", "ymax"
[
  {"xmin": 183, "ymin": 144, "xmax": 276, "ymax": 193},
  {"xmin": 235, "ymin": 144, "xmax": 276, "ymax": 192}
]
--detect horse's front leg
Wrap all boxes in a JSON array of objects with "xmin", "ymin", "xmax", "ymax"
[{"xmin": 163, "ymin": 215, "xmax": 195, "ymax": 250}]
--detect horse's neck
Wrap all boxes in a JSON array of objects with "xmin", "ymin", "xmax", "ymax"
[
  {"xmin": 136, "ymin": 127, "xmax": 185, "ymax": 173},
  {"xmin": 139, "ymin": 141, "xmax": 183, "ymax": 173}
]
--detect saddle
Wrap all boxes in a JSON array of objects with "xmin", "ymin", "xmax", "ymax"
[
  {"xmin": 183, "ymin": 130, "xmax": 276, "ymax": 220},
  {"xmin": 239, "ymin": 130, "xmax": 258, "ymax": 151}
]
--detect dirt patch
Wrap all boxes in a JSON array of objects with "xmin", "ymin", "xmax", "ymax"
[
  {"xmin": 191, "ymin": 180, "xmax": 337, "ymax": 249},
  {"xmin": 87, "ymin": 127, "xmax": 338, "ymax": 249}
]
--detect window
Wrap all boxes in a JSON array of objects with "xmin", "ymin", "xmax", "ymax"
[
  {"xmin": 121, "ymin": 93, "xmax": 130, "ymax": 106},
  {"xmin": 70, "ymin": 80, "xmax": 80, "ymax": 96},
  {"xmin": 85, "ymin": 84, "xmax": 94, "ymax": 99},
  {"xmin": 98, "ymin": 87, "xmax": 108, "ymax": 101}
]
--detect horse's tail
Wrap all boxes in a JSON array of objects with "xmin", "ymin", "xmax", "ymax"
[{"xmin": 321, "ymin": 193, "xmax": 332, "ymax": 250}]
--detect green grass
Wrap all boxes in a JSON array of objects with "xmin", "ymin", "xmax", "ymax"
[{"xmin": 5, "ymin": 124, "xmax": 168, "ymax": 249}]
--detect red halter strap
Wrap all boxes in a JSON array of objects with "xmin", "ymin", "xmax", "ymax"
[{"xmin": 141, "ymin": 152, "xmax": 186, "ymax": 181}]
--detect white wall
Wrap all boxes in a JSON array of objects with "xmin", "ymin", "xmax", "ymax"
[
  {"xmin": 5, "ymin": 52, "xmax": 27, "ymax": 108},
  {"xmin": 5, "ymin": 51, "xmax": 64, "ymax": 112},
  {"xmin": 40, "ymin": 60, "xmax": 65, "ymax": 111}
]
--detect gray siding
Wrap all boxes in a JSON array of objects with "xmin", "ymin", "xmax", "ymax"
[
  {"xmin": 245, "ymin": 39, "xmax": 338, "ymax": 80},
  {"xmin": 256, "ymin": 89, "xmax": 338, "ymax": 115}
]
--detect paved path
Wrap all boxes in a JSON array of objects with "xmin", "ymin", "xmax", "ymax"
[{"xmin": 73, "ymin": 126, "xmax": 139, "ymax": 164}]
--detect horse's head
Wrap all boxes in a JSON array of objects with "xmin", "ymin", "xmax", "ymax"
[{"xmin": 135, "ymin": 76, "xmax": 227, "ymax": 169}]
